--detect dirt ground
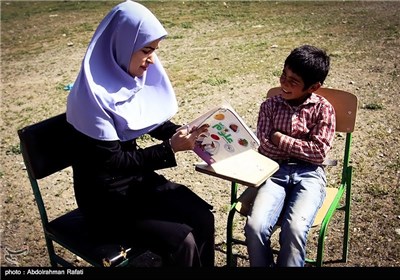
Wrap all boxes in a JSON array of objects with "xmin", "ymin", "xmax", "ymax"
[{"xmin": 1, "ymin": 1, "xmax": 399, "ymax": 269}]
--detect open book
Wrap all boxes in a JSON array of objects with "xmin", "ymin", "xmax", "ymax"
[
  {"xmin": 188, "ymin": 103, "xmax": 259, "ymax": 165},
  {"xmin": 189, "ymin": 103, "xmax": 279, "ymax": 187}
]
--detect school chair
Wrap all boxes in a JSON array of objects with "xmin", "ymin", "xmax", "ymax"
[
  {"xmin": 226, "ymin": 87, "xmax": 358, "ymax": 267},
  {"xmin": 17, "ymin": 113, "xmax": 147, "ymax": 267}
]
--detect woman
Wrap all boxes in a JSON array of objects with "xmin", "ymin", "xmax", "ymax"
[{"xmin": 66, "ymin": 1, "xmax": 214, "ymax": 267}]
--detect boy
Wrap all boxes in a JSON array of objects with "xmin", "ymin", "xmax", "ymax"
[{"xmin": 244, "ymin": 45, "xmax": 335, "ymax": 267}]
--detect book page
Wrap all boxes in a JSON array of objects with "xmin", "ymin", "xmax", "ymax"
[
  {"xmin": 195, "ymin": 149, "xmax": 279, "ymax": 187},
  {"xmin": 188, "ymin": 103, "xmax": 259, "ymax": 165}
]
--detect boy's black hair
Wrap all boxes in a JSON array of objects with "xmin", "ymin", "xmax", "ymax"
[{"xmin": 284, "ymin": 45, "xmax": 330, "ymax": 90}]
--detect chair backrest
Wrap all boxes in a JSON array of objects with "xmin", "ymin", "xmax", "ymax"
[
  {"xmin": 266, "ymin": 87, "xmax": 358, "ymax": 133},
  {"xmin": 18, "ymin": 113, "xmax": 77, "ymax": 180}
]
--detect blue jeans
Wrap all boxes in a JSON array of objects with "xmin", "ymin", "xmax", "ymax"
[{"xmin": 244, "ymin": 163, "xmax": 326, "ymax": 267}]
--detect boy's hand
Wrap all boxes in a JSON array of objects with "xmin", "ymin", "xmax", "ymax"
[{"xmin": 271, "ymin": 130, "xmax": 283, "ymax": 146}]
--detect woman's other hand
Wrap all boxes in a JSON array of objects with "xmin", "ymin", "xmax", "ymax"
[{"xmin": 170, "ymin": 124, "xmax": 209, "ymax": 152}]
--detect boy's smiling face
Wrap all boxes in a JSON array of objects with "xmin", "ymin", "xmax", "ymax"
[{"xmin": 279, "ymin": 66, "xmax": 313, "ymax": 101}]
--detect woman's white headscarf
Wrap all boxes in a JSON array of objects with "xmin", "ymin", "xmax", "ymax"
[{"xmin": 66, "ymin": 0, "xmax": 178, "ymax": 141}]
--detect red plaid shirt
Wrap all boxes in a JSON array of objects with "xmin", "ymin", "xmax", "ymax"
[{"xmin": 257, "ymin": 93, "xmax": 336, "ymax": 165}]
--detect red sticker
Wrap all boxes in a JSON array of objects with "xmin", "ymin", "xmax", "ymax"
[
  {"xmin": 238, "ymin": 138, "xmax": 248, "ymax": 147},
  {"xmin": 211, "ymin": 134, "xmax": 220, "ymax": 140}
]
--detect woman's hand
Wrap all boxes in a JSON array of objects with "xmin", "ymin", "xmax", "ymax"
[{"xmin": 170, "ymin": 124, "xmax": 209, "ymax": 153}]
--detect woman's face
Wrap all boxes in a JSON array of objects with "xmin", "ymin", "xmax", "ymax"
[{"xmin": 128, "ymin": 39, "xmax": 161, "ymax": 77}]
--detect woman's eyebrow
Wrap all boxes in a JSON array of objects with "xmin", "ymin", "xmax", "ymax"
[{"xmin": 144, "ymin": 46, "xmax": 157, "ymax": 51}]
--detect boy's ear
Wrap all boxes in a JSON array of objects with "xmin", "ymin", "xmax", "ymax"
[{"xmin": 308, "ymin": 82, "xmax": 321, "ymax": 93}]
